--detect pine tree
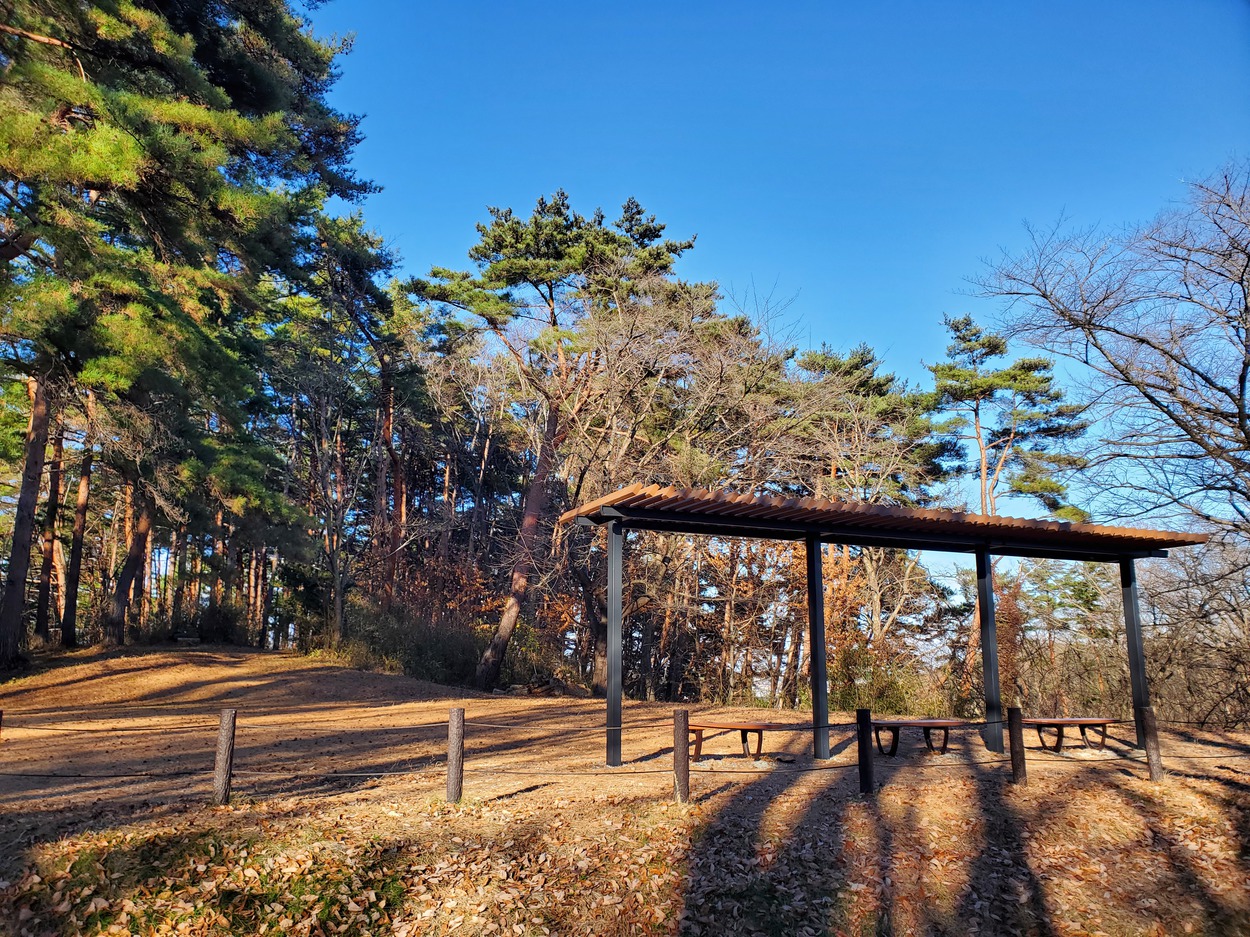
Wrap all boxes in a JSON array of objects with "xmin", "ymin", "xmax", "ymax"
[
  {"xmin": 0, "ymin": 0, "xmax": 368, "ymax": 666},
  {"xmin": 927, "ymin": 315, "xmax": 1089, "ymax": 520},
  {"xmin": 414, "ymin": 192, "xmax": 699, "ymax": 689}
]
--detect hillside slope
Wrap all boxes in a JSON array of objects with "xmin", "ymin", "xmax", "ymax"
[{"xmin": 2, "ymin": 646, "xmax": 1250, "ymax": 935}]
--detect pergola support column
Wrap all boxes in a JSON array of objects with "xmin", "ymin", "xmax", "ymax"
[
  {"xmin": 606, "ymin": 521, "xmax": 623, "ymax": 766},
  {"xmin": 976, "ymin": 549, "xmax": 1004, "ymax": 753},
  {"xmin": 805, "ymin": 534, "xmax": 831, "ymax": 759},
  {"xmin": 1121, "ymin": 558, "xmax": 1151, "ymax": 749}
]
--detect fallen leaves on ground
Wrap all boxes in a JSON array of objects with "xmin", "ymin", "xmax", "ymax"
[{"xmin": 5, "ymin": 648, "xmax": 1250, "ymax": 935}]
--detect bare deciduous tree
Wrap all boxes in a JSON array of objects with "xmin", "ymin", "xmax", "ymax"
[{"xmin": 986, "ymin": 163, "xmax": 1250, "ymax": 533}]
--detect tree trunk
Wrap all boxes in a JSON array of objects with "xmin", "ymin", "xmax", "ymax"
[
  {"xmin": 34, "ymin": 423, "xmax": 65, "ymax": 639},
  {"xmin": 782, "ymin": 612, "xmax": 804, "ymax": 708},
  {"xmin": 171, "ymin": 527, "xmax": 188, "ymax": 631},
  {"xmin": 159, "ymin": 527, "xmax": 176, "ymax": 622},
  {"xmin": 209, "ymin": 509, "xmax": 224, "ymax": 610},
  {"xmin": 474, "ymin": 407, "xmax": 558, "ymax": 690},
  {"xmin": 189, "ymin": 547, "xmax": 203, "ymax": 628},
  {"xmin": 467, "ymin": 418, "xmax": 493, "ymax": 559},
  {"xmin": 390, "ymin": 432, "xmax": 407, "ymax": 598},
  {"xmin": 131, "ymin": 513, "xmax": 151, "ymax": 632},
  {"xmin": 104, "ymin": 491, "xmax": 153, "ymax": 644},
  {"xmin": 52, "ymin": 538, "xmax": 67, "ymax": 624},
  {"xmin": 376, "ymin": 370, "xmax": 401, "ymax": 607},
  {"xmin": 328, "ymin": 551, "xmax": 346, "ymax": 645},
  {"xmin": 571, "ymin": 559, "xmax": 608, "ymax": 694},
  {"xmin": 267, "ymin": 549, "xmax": 281, "ymax": 649},
  {"xmin": 0, "ymin": 375, "xmax": 52, "ymax": 668}
]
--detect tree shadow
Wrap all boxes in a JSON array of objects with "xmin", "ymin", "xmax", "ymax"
[
  {"xmin": 947, "ymin": 758, "xmax": 1056, "ymax": 937},
  {"xmin": 1103, "ymin": 770, "xmax": 1250, "ymax": 933},
  {"xmin": 677, "ymin": 725, "xmax": 896, "ymax": 935}
]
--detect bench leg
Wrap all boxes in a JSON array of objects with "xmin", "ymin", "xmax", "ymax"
[
  {"xmin": 1079, "ymin": 725, "xmax": 1090, "ymax": 749},
  {"xmin": 1093, "ymin": 724, "xmax": 1107, "ymax": 751},
  {"xmin": 922, "ymin": 727, "xmax": 951, "ymax": 754},
  {"xmin": 692, "ymin": 729, "xmax": 704, "ymax": 761},
  {"xmin": 875, "ymin": 727, "xmax": 900, "ymax": 756},
  {"xmin": 1036, "ymin": 725, "xmax": 1066, "ymax": 753},
  {"xmin": 752, "ymin": 730, "xmax": 764, "ymax": 758},
  {"xmin": 739, "ymin": 729, "xmax": 750, "ymax": 756}
]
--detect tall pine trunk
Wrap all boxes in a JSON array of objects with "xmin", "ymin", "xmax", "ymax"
[
  {"xmin": 105, "ymin": 491, "xmax": 153, "ymax": 644},
  {"xmin": 474, "ymin": 407, "xmax": 558, "ymax": 690},
  {"xmin": 34, "ymin": 423, "xmax": 65, "ymax": 639},
  {"xmin": 170, "ymin": 527, "xmax": 188, "ymax": 631},
  {"xmin": 0, "ymin": 375, "xmax": 52, "ymax": 668},
  {"xmin": 384, "ymin": 425, "xmax": 406, "ymax": 609},
  {"xmin": 130, "ymin": 515, "xmax": 151, "ymax": 632}
]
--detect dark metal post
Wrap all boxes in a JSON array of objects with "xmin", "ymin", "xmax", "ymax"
[
  {"xmin": 447, "ymin": 707, "xmax": 465, "ymax": 802},
  {"xmin": 673, "ymin": 709, "xmax": 690, "ymax": 803},
  {"xmin": 607, "ymin": 521, "xmax": 623, "ymax": 767},
  {"xmin": 976, "ymin": 549, "xmax": 1004, "ymax": 753},
  {"xmin": 806, "ymin": 534, "xmax": 831, "ymax": 759},
  {"xmin": 212, "ymin": 709, "xmax": 237, "ymax": 806},
  {"xmin": 1008, "ymin": 706, "xmax": 1027, "ymax": 786},
  {"xmin": 1138, "ymin": 704, "xmax": 1164, "ymax": 782},
  {"xmin": 856, "ymin": 708, "xmax": 874, "ymax": 795},
  {"xmin": 1121, "ymin": 559, "xmax": 1151, "ymax": 749}
]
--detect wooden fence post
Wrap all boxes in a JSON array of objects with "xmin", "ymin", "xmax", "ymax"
[
  {"xmin": 447, "ymin": 707, "xmax": 465, "ymax": 803},
  {"xmin": 212, "ymin": 709, "xmax": 237, "ymax": 806},
  {"xmin": 673, "ymin": 709, "xmax": 690, "ymax": 804},
  {"xmin": 856, "ymin": 708, "xmax": 874, "ymax": 796},
  {"xmin": 1138, "ymin": 705, "xmax": 1164, "ymax": 782},
  {"xmin": 1008, "ymin": 707, "xmax": 1027, "ymax": 786}
]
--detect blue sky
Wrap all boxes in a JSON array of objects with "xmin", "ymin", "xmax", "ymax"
[{"xmin": 308, "ymin": 1, "xmax": 1249, "ymax": 385}]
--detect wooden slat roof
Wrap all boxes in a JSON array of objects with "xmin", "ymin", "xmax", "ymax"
[{"xmin": 559, "ymin": 483, "xmax": 1208, "ymax": 561}]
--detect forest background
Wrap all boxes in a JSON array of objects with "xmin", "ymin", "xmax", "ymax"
[{"xmin": 1, "ymin": 0, "xmax": 1249, "ymax": 727}]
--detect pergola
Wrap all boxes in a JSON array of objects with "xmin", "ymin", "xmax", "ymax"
[{"xmin": 560, "ymin": 483, "xmax": 1208, "ymax": 766}]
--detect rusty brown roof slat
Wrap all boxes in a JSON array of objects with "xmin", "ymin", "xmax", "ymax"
[{"xmin": 558, "ymin": 483, "xmax": 1208, "ymax": 551}]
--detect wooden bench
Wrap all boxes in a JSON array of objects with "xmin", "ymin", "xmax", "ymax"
[
  {"xmin": 871, "ymin": 718, "xmax": 965, "ymax": 756},
  {"xmin": 687, "ymin": 721, "xmax": 799, "ymax": 760},
  {"xmin": 1022, "ymin": 717, "xmax": 1111, "ymax": 752}
]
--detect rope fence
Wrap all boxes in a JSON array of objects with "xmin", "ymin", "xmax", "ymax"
[{"xmin": 5, "ymin": 700, "xmax": 1249, "ymax": 806}]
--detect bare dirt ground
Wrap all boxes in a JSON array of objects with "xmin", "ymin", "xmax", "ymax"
[{"xmin": 2, "ymin": 646, "xmax": 1250, "ymax": 936}]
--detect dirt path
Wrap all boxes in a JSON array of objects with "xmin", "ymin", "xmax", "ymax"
[{"xmin": 3, "ymin": 646, "xmax": 1250, "ymax": 935}]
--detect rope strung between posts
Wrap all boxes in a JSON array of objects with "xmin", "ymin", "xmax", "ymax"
[
  {"xmin": 8, "ymin": 751, "xmax": 1250, "ymax": 784},
  {"xmin": 233, "ymin": 768, "xmax": 429, "ymax": 778},
  {"xmin": 231, "ymin": 718, "xmax": 451, "ymax": 731},
  {"xmin": 0, "ymin": 769, "xmax": 203, "ymax": 779},
  {"xmin": 0, "ymin": 701, "xmax": 226, "ymax": 714},
  {"xmin": 464, "ymin": 721, "xmax": 625, "ymax": 733},
  {"xmin": 465, "ymin": 724, "xmax": 865, "ymax": 739},
  {"xmin": 4, "ymin": 721, "xmax": 221, "ymax": 733}
]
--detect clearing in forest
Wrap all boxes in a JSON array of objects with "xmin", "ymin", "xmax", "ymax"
[{"xmin": 2, "ymin": 646, "xmax": 1250, "ymax": 936}]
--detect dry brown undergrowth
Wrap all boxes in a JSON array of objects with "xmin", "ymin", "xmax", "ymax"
[{"xmin": 2, "ymin": 646, "xmax": 1249, "ymax": 936}]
